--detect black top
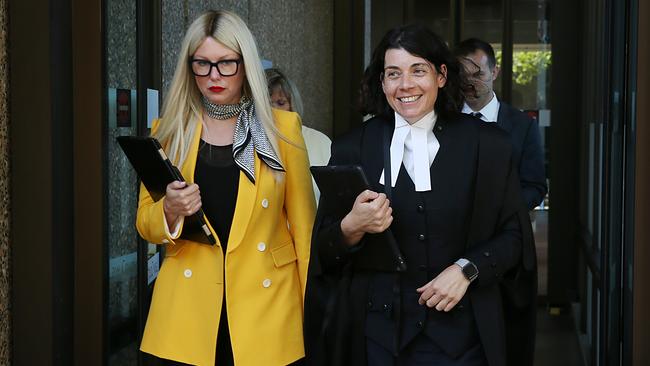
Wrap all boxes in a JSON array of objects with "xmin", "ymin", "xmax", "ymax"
[
  {"xmin": 194, "ymin": 140, "xmax": 239, "ymax": 249},
  {"xmin": 194, "ymin": 140, "xmax": 239, "ymax": 365}
]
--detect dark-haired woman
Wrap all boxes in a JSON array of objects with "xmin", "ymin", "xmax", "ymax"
[{"xmin": 304, "ymin": 24, "xmax": 532, "ymax": 366}]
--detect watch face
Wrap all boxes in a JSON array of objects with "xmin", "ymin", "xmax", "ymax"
[{"xmin": 463, "ymin": 263, "xmax": 478, "ymax": 279}]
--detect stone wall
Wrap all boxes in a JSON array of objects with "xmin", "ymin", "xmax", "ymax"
[{"xmin": 0, "ymin": 0, "xmax": 10, "ymax": 362}]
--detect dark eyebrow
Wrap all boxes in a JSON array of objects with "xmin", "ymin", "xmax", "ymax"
[
  {"xmin": 410, "ymin": 62, "xmax": 431, "ymax": 68},
  {"xmin": 384, "ymin": 63, "xmax": 430, "ymax": 70}
]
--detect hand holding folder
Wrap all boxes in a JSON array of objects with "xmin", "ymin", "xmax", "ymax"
[{"xmin": 117, "ymin": 136, "xmax": 216, "ymax": 245}]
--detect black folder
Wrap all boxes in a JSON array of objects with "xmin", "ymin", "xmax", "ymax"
[
  {"xmin": 116, "ymin": 136, "xmax": 216, "ymax": 245},
  {"xmin": 311, "ymin": 165, "xmax": 407, "ymax": 272}
]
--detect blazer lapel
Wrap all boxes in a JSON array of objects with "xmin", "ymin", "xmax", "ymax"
[
  {"xmin": 496, "ymin": 102, "xmax": 514, "ymax": 133},
  {"xmin": 363, "ymin": 114, "xmax": 394, "ymax": 192},
  {"xmin": 430, "ymin": 116, "xmax": 474, "ymax": 197},
  {"xmin": 181, "ymin": 119, "xmax": 203, "ymax": 183},
  {"xmin": 180, "ymin": 118, "xmax": 259, "ymax": 251},
  {"xmin": 180, "ymin": 120, "xmax": 224, "ymax": 247},
  {"xmin": 430, "ymin": 116, "xmax": 449, "ymax": 176},
  {"xmin": 226, "ymin": 152, "xmax": 260, "ymax": 253}
]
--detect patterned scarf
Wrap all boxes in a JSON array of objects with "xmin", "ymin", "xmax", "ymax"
[{"xmin": 202, "ymin": 96, "xmax": 284, "ymax": 183}]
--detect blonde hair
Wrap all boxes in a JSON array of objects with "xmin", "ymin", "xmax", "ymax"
[
  {"xmin": 154, "ymin": 10, "xmax": 279, "ymax": 166},
  {"xmin": 265, "ymin": 68, "xmax": 304, "ymax": 116}
]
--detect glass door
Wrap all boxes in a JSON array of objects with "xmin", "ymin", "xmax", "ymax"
[
  {"xmin": 577, "ymin": 0, "xmax": 637, "ymax": 364},
  {"xmin": 104, "ymin": 1, "xmax": 161, "ymax": 365},
  {"xmin": 105, "ymin": 0, "xmax": 140, "ymax": 363},
  {"xmin": 509, "ymin": 0, "xmax": 551, "ymax": 298},
  {"xmin": 135, "ymin": 2, "xmax": 163, "ymax": 365}
]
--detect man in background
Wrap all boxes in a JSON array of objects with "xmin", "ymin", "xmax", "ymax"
[
  {"xmin": 455, "ymin": 38, "xmax": 546, "ymax": 210},
  {"xmin": 455, "ymin": 38, "xmax": 547, "ymax": 366}
]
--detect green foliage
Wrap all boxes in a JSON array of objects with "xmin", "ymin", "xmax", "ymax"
[{"xmin": 495, "ymin": 50, "xmax": 552, "ymax": 85}]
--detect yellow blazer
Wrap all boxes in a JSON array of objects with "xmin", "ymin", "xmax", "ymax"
[{"xmin": 137, "ymin": 109, "xmax": 316, "ymax": 366}]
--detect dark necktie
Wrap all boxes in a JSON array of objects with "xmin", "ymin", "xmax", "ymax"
[{"xmin": 471, "ymin": 111, "xmax": 483, "ymax": 119}]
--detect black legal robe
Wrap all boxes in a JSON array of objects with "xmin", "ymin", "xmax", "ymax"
[{"xmin": 304, "ymin": 112, "xmax": 535, "ymax": 366}]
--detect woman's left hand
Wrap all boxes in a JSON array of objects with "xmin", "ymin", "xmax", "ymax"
[{"xmin": 416, "ymin": 265, "xmax": 470, "ymax": 312}]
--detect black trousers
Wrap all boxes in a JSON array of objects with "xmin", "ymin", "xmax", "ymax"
[
  {"xmin": 366, "ymin": 334, "xmax": 488, "ymax": 366},
  {"xmin": 504, "ymin": 299, "xmax": 536, "ymax": 366}
]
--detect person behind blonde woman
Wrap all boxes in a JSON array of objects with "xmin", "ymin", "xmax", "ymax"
[
  {"xmin": 137, "ymin": 10, "xmax": 315, "ymax": 366},
  {"xmin": 265, "ymin": 67, "xmax": 331, "ymax": 202}
]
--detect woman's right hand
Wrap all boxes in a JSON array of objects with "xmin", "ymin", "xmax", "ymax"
[
  {"xmin": 340, "ymin": 190, "xmax": 393, "ymax": 246},
  {"xmin": 163, "ymin": 181, "xmax": 202, "ymax": 228}
]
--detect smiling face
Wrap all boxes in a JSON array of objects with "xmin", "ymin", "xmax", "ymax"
[
  {"xmin": 192, "ymin": 36, "xmax": 245, "ymax": 105},
  {"xmin": 381, "ymin": 48, "xmax": 447, "ymax": 124}
]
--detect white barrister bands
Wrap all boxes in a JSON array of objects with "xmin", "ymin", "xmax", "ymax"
[{"xmin": 380, "ymin": 110, "xmax": 440, "ymax": 192}]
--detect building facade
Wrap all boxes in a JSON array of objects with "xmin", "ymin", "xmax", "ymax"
[{"xmin": 2, "ymin": 0, "xmax": 648, "ymax": 365}]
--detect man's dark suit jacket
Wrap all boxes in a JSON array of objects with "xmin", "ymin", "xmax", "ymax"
[
  {"xmin": 496, "ymin": 102, "xmax": 547, "ymax": 210},
  {"xmin": 304, "ymin": 112, "xmax": 533, "ymax": 366}
]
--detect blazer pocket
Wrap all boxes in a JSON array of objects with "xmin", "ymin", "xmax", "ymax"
[
  {"xmin": 271, "ymin": 241, "xmax": 297, "ymax": 267},
  {"xmin": 164, "ymin": 242, "xmax": 186, "ymax": 257}
]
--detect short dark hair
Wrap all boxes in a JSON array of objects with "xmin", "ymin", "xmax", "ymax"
[
  {"xmin": 454, "ymin": 38, "xmax": 497, "ymax": 70},
  {"xmin": 359, "ymin": 24, "xmax": 462, "ymax": 118}
]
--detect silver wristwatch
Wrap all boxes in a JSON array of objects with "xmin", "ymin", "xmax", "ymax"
[{"xmin": 455, "ymin": 258, "xmax": 479, "ymax": 282}]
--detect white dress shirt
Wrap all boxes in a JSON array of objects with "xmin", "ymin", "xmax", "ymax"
[
  {"xmin": 462, "ymin": 92, "xmax": 500, "ymax": 122},
  {"xmin": 380, "ymin": 110, "xmax": 439, "ymax": 192}
]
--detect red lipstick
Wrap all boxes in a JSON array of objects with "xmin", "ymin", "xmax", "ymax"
[{"xmin": 209, "ymin": 86, "xmax": 225, "ymax": 92}]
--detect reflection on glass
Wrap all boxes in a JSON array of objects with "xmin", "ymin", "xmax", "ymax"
[
  {"xmin": 512, "ymin": 0, "xmax": 551, "ymax": 297},
  {"xmin": 510, "ymin": 47, "xmax": 551, "ymax": 111},
  {"xmin": 406, "ymin": 0, "xmax": 451, "ymax": 41},
  {"xmin": 106, "ymin": 0, "xmax": 139, "ymax": 364},
  {"xmin": 463, "ymin": 0, "xmax": 503, "ymax": 95},
  {"xmin": 511, "ymin": 0, "xmax": 551, "ymax": 110},
  {"xmin": 147, "ymin": 242, "xmax": 160, "ymax": 285}
]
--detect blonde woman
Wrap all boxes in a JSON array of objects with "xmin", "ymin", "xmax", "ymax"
[{"xmin": 137, "ymin": 10, "xmax": 315, "ymax": 366}]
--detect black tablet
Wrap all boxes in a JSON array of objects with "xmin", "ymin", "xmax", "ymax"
[
  {"xmin": 117, "ymin": 136, "xmax": 181, "ymax": 202},
  {"xmin": 310, "ymin": 165, "xmax": 407, "ymax": 272},
  {"xmin": 310, "ymin": 165, "xmax": 370, "ymax": 214},
  {"xmin": 117, "ymin": 136, "xmax": 216, "ymax": 245}
]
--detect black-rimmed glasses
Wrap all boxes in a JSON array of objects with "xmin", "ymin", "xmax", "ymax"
[{"xmin": 189, "ymin": 58, "xmax": 241, "ymax": 77}]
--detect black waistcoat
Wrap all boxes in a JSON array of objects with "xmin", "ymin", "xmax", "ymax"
[{"xmin": 365, "ymin": 158, "xmax": 481, "ymax": 359}]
